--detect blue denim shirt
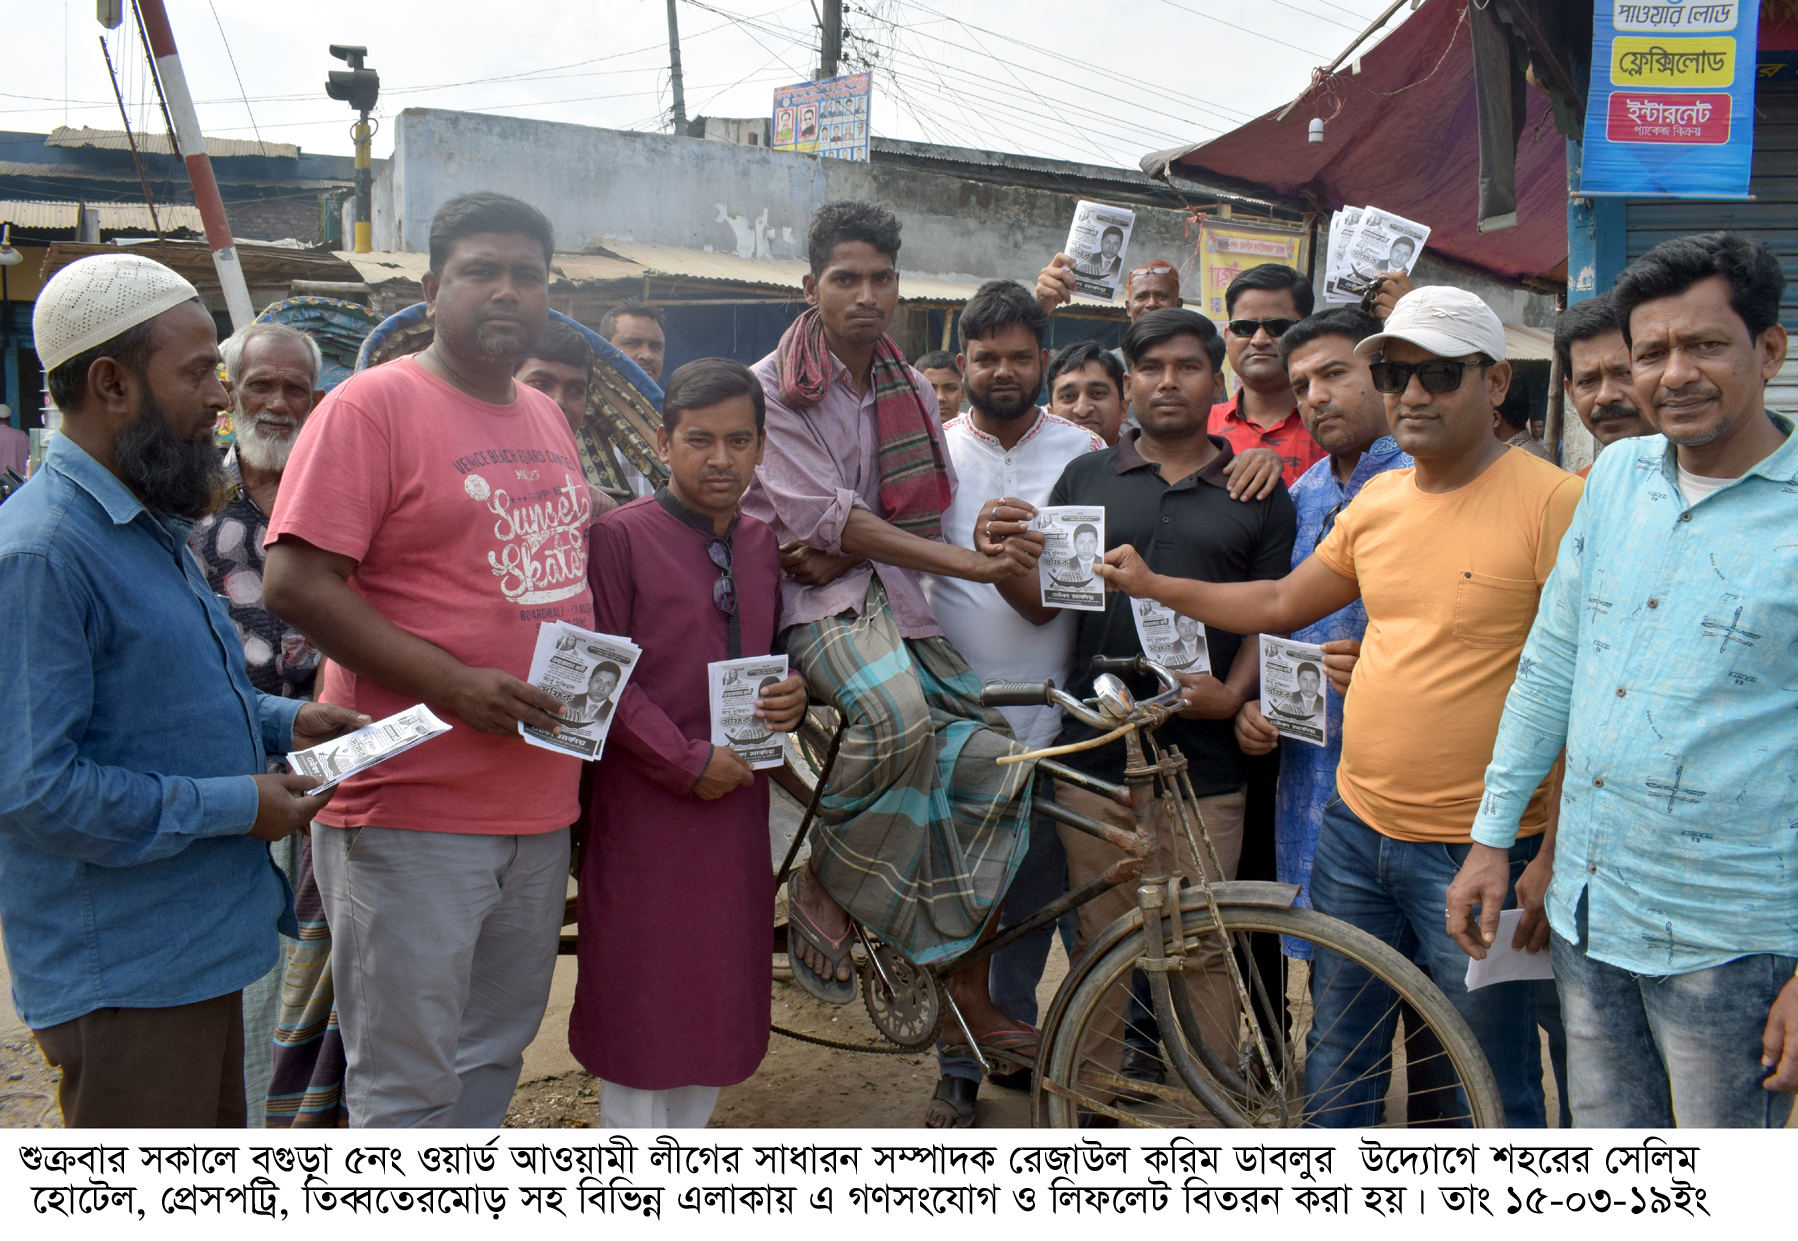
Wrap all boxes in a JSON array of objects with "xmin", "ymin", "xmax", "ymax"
[
  {"xmin": 1276, "ymin": 437, "xmax": 1412, "ymax": 949},
  {"xmin": 1472, "ymin": 418, "xmax": 1798, "ymax": 974},
  {"xmin": 0, "ymin": 435, "xmax": 301, "ymax": 1028}
]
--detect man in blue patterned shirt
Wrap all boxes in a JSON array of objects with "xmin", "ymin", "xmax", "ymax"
[
  {"xmin": 1233, "ymin": 309, "xmax": 1410, "ymax": 948},
  {"xmin": 1451, "ymin": 232, "xmax": 1798, "ymax": 1127}
]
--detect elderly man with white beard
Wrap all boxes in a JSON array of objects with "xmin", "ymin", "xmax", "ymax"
[{"xmin": 187, "ymin": 320, "xmax": 325, "ymax": 1125}]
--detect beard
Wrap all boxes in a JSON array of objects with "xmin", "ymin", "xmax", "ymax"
[
  {"xmin": 967, "ymin": 380, "xmax": 1036, "ymax": 421},
  {"xmin": 234, "ymin": 412, "xmax": 299, "ymax": 472},
  {"xmin": 115, "ymin": 389, "xmax": 229, "ymax": 520}
]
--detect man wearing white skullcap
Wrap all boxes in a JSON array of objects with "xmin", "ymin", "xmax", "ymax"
[
  {"xmin": 1095, "ymin": 284, "xmax": 1585, "ymax": 1128},
  {"xmin": 0, "ymin": 252, "xmax": 368, "ymax": 1127}
]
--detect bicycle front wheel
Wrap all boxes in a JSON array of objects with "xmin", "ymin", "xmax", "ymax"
[{"xmin": 1035, "ymin": 900, "xmax": 1505, "ymax": 1128}]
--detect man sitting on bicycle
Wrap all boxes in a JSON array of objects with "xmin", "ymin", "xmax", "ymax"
[
  {"xmin": 741, "ymin": 200, "xmax": 1044, "ymax": 1059},
  {"xmin": 1096, "ymin": 287, "xmax": 1581, "ymax": 1128}
]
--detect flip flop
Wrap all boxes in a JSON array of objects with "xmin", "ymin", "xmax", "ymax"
[
  {"xmin": 942, "ymin": 1024, "xmax": 1041, "ymax": 1067},
  {"xmin": 785, "ymin": 899, "xmax": 859, "ymax": 1006},
  {"xmin": 924, "ymin": 1075, "xmax": 978, "ymax": 1129}
]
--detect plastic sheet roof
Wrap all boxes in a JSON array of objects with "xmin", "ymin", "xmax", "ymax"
[{"xmin": 1141, "ymin": 0, "xmax": 1567, "ymax": 282}]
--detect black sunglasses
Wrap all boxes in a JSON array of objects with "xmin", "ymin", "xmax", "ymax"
[
  {"xmin": 1226, "ymin": 317, "xmax": 1300, "ymax": 340},
  {"xmin": 1368, "ymin": 358, "xmax": 1492, "ymax": 395},
  {"xmin": 705, "ymin": 537, "xmax": 737, "ymax": 616}
]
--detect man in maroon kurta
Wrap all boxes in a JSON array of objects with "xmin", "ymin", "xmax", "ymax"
[{"xmin": 571, "ymin": 358, "xmax": 806, "ymax": 1129}]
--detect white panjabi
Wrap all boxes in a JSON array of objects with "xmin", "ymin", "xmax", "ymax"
[{"xmin": 31, "ymin": 253, "xmax": 200, "ymax": 372}]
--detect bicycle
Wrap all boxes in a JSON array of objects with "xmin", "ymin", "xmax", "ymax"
[{"xmin": 775, "ymin": 652, "xmax": 1506, "ymax": 1129}]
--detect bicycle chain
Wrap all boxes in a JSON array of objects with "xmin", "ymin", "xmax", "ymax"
[{"xmin": 770, "ymin": 1023, "xmax": 917, "ymax": 1055}]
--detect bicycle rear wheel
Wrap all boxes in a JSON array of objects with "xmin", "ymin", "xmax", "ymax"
[{"xmin": 1035, "ymin": 900, "xmax": 1505, "ymax": 1128}]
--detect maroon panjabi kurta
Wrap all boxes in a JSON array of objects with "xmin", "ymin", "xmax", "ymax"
[{"xmin": 569, "ymin": 491, "xmax": 780, "ymax": 1089}]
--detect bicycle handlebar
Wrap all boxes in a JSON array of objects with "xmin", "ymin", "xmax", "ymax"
[{"xmin": 979, "ymin": 680, "xmax": 1055, "ymax": 708}]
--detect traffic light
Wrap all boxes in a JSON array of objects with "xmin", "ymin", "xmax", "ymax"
[{"xmin": 326, "ymin": 45, "xmax": 380, "ymax": 114}]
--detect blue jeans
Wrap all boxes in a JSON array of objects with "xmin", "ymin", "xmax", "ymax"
[
  {"xmin": 1304, "ymin": 795, "xmax": 1545, "ymax": 1128},
  {"xmin": 939, "ymin": 802, "xmax": 1078, "ymax": 1084},
  {"xmin": 1552, "ymin": 894, "xmax": 1795, "ymax": 1128}
]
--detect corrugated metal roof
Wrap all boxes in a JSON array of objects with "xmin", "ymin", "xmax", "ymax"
[
  {"xmin": 1505, "ymin": 324, "xmax": 1553, "ymax": 362},
  {"xmin": 46, "ymin": 126, "xmax": 300, "ymax": 161},
  {"xmin": 0, "ymin": 200, "xmax": 203, "ymax": 232},
  {"xmin": 0, "ymin": 160, "xmax": 348, "ymax": 188},
  {"xmin": 0, "ymin": 200, "xmax": 78, "ymax": 228},
  {"xmin": 333, "ymin": 251, "xmax": 432, "ymax": 286}
]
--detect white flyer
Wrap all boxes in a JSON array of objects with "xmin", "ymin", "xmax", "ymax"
[
  {"xmin": 1258, "ymin": 635, "xmax": 1328, "ymax": 748},
  {"xmin": 1131, "ymin": 598, "xmax": 1212, "ymax": 676},
  {"xmin": 1063, "ymin": 200, "xmax": 1136, "ymax": 301},
  {"xmin": 1329, "ymin": 204, "xmax": 1430, "ymax": 303},
  {"xmin": 1322, "ymin": 206, "xmax": 1364, "ymax": 304},
  {"xmin": 1033, "ymin": 505, "xmax": 1106, "ymax": 612},
  {"xmin": 1463, "ymin": 908, "xmax": 1556, "ymax": 990},
  {"xmin": 708, "ymin": 654, "xmax": 790, "ymax": 771},
  {"xmin": 519, "ymin": 621, "xmax": 642, "ymax": 760},
  {"xmin": 287, "ymin": 704, "xmax": 452, "ymax": 796}
]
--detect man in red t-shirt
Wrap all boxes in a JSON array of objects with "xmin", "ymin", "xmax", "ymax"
[
  {"xmin": 1210, "ymin": 263, "xmax": 1327, "ymax": 486},
  {"xmin": 264, "ymin": 193, "xmax": 593, "ymax": 1128}
]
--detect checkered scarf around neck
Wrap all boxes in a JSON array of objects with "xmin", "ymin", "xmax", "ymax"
[{"xmin": 775, "ymin": 306, "xmax": 952, "ymax": 540}]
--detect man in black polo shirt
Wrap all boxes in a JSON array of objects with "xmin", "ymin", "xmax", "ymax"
[{"xmin": 994, "ymin": 308, "xmax": 1296, "ymax": 1096}]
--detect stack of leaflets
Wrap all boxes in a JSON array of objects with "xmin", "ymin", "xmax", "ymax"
[
  {"xmin": 1323, "ymin": 205, "xmax": 1430, "ymax": 304},
  {"xmin": 288, "ymin": 704, "xmax": 452, "ymax": 796},
  {"xmin": 708, "ymin": 655, "xmax": 791, "ymax": 771},
  {"xmin": 520, "ymin": 621, "xmax": 642, "ymax": 760},
  {"xmin": 1033, "ymin": 506, "xmax": 1107, "ymax": 612}
]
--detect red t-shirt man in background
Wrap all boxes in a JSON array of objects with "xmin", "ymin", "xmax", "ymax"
[
  {"xmin": 265, "ymin": 193, "xmax": 592, "ymax": 1128},
  {"xmin": 1210, "ymin": 262, "xmax": 1327, "ymax": 486}
]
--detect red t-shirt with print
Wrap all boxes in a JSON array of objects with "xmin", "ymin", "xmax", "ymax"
[
  {"xmin": 268, "ymin": 356, "xmax": 596, "ymax": 835},
  {"xmin": 1209, "ymin": 394, "xmax": 1326, "ymax": 486}
]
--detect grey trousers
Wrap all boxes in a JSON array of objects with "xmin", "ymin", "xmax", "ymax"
[{"xmin": 312, "ymin": 824, "xmax": 570, "ymax": 1128}]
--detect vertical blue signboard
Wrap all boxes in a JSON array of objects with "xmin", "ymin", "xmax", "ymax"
[{"xmin": 1581, "ymin": 0, "xmax": 1762, "ymax": 197}]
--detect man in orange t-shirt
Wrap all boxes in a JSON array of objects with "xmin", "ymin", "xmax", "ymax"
[
  {"xmin": 264, "ymin": 193, "xmax": 592, "ymax": 1128},
  {"xmin": 1098, "ymin": 287, "xmax": 1582, "ymax": 1128}
]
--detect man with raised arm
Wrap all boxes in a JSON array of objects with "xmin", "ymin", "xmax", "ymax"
[
  {"xmin": 1449, "ymin": 233, "xmax": 1798, "ymax": 1127},
  {"xmin": 263, "ymin": 193, "xmax": 595, "ymax": 1128},
  {"xmin": 741, "ymin": 201, "xmax": 1042, "ymax": 1060},
  {"xmin": 1096, "ymin": 287, "xmax": 1582, "ymax": 1128}
]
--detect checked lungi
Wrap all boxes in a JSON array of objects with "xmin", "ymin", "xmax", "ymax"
[{"xmin": 782, "ymin": 578, "xmax": 1034, "ymax": 965}]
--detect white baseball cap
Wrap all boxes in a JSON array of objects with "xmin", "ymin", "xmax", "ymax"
[
  {"xmin": 1354, "ymin": 285, "xmax": 1507, "ymax": 362},
  {"xmin": 32, "ymin": 253, "xmax": 199, "ymax": 372}
]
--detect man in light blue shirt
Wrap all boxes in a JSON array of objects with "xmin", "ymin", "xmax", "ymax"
[
  {"xmin": 0, "ymin": 254, "xmax": 362, "ymax": 1127},
  {"xmin": 1449, "ymin": 232, "xmax": 1798, "ymax": 1127}
]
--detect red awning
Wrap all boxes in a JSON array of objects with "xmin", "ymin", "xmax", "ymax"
[{"xmin": 1144, "ymin": 0, "xmax": 1567, "ymax": 282}]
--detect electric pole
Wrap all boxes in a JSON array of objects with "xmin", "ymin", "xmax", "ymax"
[
  {"xmin": 820, "ymin": 1, "xmax": 841, "ymax": 80},
  {"xmin": 667, "ymin": 0, "xmax": 688, "ymax": 134}
]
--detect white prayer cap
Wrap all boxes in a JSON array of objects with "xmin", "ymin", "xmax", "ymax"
[
  {"xmin": 32, "ymin": 253, "xmax": 200, "ymax": 372},
  {"xmin": 1355, "ymin": 285, "xmax": 1508, "ymax": 363}
]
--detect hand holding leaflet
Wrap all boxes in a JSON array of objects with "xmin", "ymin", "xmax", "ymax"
[
  {"xmin": 1034, "ymin": 505, "xmax": 1106, "ymax": 612},
  {"xmin": 519, "ymin": 621, "xmax": 642, "ymax": 760},
  {"xmin": 1258, "ymin": 635, "xmax": 1329, "ymax": 747},
  {"xmin": 1463, "ymin": 908, "xmax": 1556, "ymax": 990},
  {"xmin": 287, "ymin": 704, "xmax": 452, "ymax": 796},
  {"xmin": 708, "ymin": 654, "xmax": 791, "ymax": 771}
]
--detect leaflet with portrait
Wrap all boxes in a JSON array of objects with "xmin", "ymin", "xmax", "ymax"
[
  {"xmin": 1063, "ymin": 200, "xmax": 1136, "ymax": 301},
  {"xmin": 519, "ymin": 620, "xmax": 642, "ymax": 760},
  {"xmin": 1325, "ymin": 205, "xmax": 1430, "ymax": 304},
  {"xmin": 1033, "ymin": 505, "xmax": 1106, "ymax": 612},
  {"xmin": 1258, "ymin": 635, "xmax": 1328, "ymax": 748},
  {"xmin": 1130, "ymin": 598, "xmax": 1211, "ymax": 677},
  {"xmin": 708, "ymin": 654, "xmax": 791, "ymax": 771},
  {"xmin": 287, "ymin": 704, "xmax": 453, "ymax": 796}
]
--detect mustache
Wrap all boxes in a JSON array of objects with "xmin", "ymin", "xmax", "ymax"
[{"xmin": 116, "ymin": 389, "xmax": 228, "ymax": 520}]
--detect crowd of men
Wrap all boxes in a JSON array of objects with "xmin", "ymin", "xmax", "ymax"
[{"xmin": 0, "ymin": 185, "xmax": 1791, "ymax": 1133}]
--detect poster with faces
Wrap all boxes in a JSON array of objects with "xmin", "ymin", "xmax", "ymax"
[
  {"xmin": 1131, "ymin": 598, "xmax": 1212, "ymax": 677},
  {"xmin": 1259, "ymin": 635, "xmax": 1329, "ymax": 748},
  {"xmin": 1034, "ymin": 506, "xmax": 1106, "ymax": 612}
]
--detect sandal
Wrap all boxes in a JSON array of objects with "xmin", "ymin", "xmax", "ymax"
[
  {"xmin": 924, "ymin": 1075, "xmax": 978, "ymax": 1129},
  {"xmin": 785, "ymin": 897, "xmax": 859, "ymax": 1006},
  {"xmin": 942, "ymin": 1023, "xmax": 1040, "ymax": 1067}
]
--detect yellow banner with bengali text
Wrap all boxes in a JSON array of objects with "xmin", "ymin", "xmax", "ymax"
[{"xmin": 1611, "ymin": 35, "xmax": 1737, "ymax": 86}]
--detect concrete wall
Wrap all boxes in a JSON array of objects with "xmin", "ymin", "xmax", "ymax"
[{"xmin": 373, "ymin": 108, "xmax": 1212, "ymax": 293}]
